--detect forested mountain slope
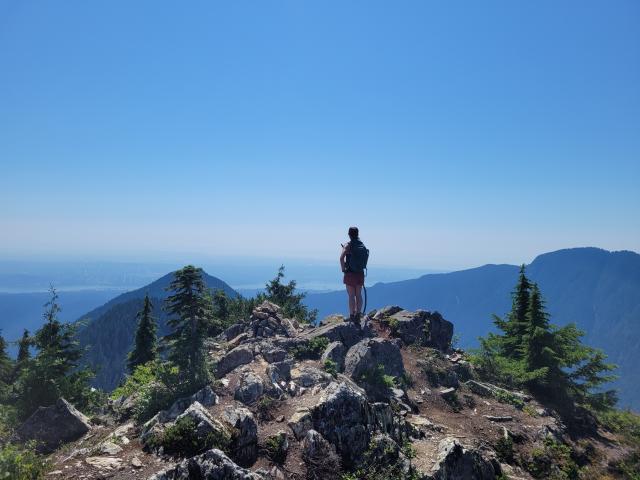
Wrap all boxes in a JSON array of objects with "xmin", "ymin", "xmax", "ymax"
[{"xmin": 305, "ymin": 248, "xmax": 640, "ymax": 409}]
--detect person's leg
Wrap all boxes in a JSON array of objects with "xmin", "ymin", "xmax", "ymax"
[
  {"xmin": 346, "ymin": 285, "xmax": 356, "ymax": 317},
  {"xmin": 354, "ymin": 285, "xmax": 363, "ymax": 316}
]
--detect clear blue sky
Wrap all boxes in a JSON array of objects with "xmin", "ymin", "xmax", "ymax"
[{"xmin": 1, "ymin": 1, "xmax": 638, "ymax": 269}]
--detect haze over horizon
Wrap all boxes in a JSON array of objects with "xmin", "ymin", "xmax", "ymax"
[{"xmin": 1, "ymin": 1, "xmax": 639, "ymax": 269}]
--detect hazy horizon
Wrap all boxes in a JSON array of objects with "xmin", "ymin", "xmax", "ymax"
[{"xmin": 2, "ymin": 1, "xmax": 639, "ymax": 268}]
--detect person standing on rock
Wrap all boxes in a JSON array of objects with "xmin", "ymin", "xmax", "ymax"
[{"xmin": 340, "ymin": 226, "xmax": 369, "ymax": 324}]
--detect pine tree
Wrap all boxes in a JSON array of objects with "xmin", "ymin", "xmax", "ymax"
[
  {"xmin": 164, "ymin": 266, "xmax": 212, "ymax": 391},
  {"xmin": 16, "ymin": 287, "xmax": 93, "ymax": 418},
  {"xmin": 0, "ymin": 332, "xmax": 13, "ymax": 387},
  {"xmin": 523, "ymin": 284, "xmax": 562, "ymax": 389},
  {"xmin": 16, "ymin": 329, "xmax": 31, "ymax": 365},
  {"xmin": 498, "ymin": 265, "xmax": 531, "ymax": 358},
  {"xmin": 127, "ymin": 294, "xmax": 158, "ymax": 373},
  {"xmin": 262, "ymin": 265, "xmax": 317, "ymax": 323}
]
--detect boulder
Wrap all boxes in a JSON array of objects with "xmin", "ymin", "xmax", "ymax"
[
  {"xmin": 291, "ymin": 366, "xmax": 333, "ymax": 388},
  {"xmin": 149, "ymin": 448, "xmax": 265, "ymax": 480},
  {"xmin": 216, "ymin": 346, "xmax": 255, "ymax": 378},
  {"xmin": 224, "ymin": 323, "xmax": 246, "ymax": 341},
  {"xmin": 234, "ymin": 371, "xmax": 264, "ymax": 405},
  {"xmin": 425, "ymin": 438, "xmax": 502, "ymax": 480},
  {"xmin": 387, "ymin": 310, "xmax": 453, "ymax": 350},
  {"xmin": 222, "ymin": 406, "xmax": 258, "ymax": 467},
  {"xmin": 302, "ymin": 430, "xmax": 342, "ymax": 480},
  {"xmin": 465, "ymin": 380, "xmax": 530, "ymax": 403},
  {"xmin": 140, "ymin": 386, "xmax": 219, "ymax": 444},
  {"xmin": 16, "ymin": 398, "xmax": 91, "ymax": 453},
  {"xmin": 344, "ymin": 338, "xmax": 405, "ymax": 380},
  {"xmin": 310, "ymin": 381, "xmax": 373, "ymax": 467},
  {"xmin": 288, "ymin": 408, "xmax": 312, "ymax": 440},
  {"xmin": 372, "ymin": 305, "xmax": 403, "ymax": 320},
  {"xmin": 321, "ymin": 341, "xmax": 347, "ymax": 372},
  {"xmin": 176, "ymin": 402, "xmax": 230, "ymax": 442},
  {"xmin": 302, "ymin": 321, "xmax": 366, "ymax": 349}
]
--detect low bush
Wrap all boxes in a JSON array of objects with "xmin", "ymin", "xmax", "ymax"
[
  {"xmin": 148, "ymin": 416, "xmax": 231, "ymax": 458},
  {"xmin": 292, "ymin": 337, "xmax": 329, "ymax": 360},
  {"xmin": 0, "ymin": 442, "xmax": 48, "ymax": 480},
  {"xmin": 323, "ymin": 359, "xmax": 338, "ymax": 378},
  {"xmin": 264, "ymin": 432, "xmax": 288, "ymax": 464}
]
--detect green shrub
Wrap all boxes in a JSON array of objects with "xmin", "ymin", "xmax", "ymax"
[
  {"xmin": 0, "ymin": 442, "xmax": 48, "ymax": 480},
  {"xmin": 525, "ymin": 438, "xmax": 579, "ymax": 479},
  {"xmin": 256, "ymin": 395, "xmax": 276, "ymax": 421},
  {"xmin": 148, "ymin": 416, "xmax": 231, "ymax": 458},
  {"xmin": 495, "ymin": 434, "xmax": 514, "ymax": 463},
  {"xmin": 292, "ymin": 337, "xmax": 329, "ymax": 360},
  {"xmin": 323, "ymin": 359, "xmax": 338, "ymax": 378},
  {"xmin": 359, "ymin": 364, "xmax": 396, "ymax": 392},
  {"xmin": 264, "ymin": 432, "xmax": 288, "ymax": 464},
  {"xmin": 133, "ymin": 381, "xmax": 176, "ymax": 424},
  {"xmin": 111, "ymin": 362, "xmax": 157, "ymax": 400},
  {"xmin": 493, "ymin": 389, "xmax": 525, "ymax": 409}
]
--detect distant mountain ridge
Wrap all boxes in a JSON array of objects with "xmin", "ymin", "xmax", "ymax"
[
  {"xmin": 304, "ymin": 247, "xmax": 640, "ymax": 410},
  {"xmin": 76, "ymin": 270, "xmax": 238, "ymax": 390}
]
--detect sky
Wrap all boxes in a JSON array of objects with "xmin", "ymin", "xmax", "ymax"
[{"xmin": 1, "ymin": 1, "xmax": 639, "ymax": 270}]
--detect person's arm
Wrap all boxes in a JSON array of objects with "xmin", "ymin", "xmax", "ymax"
[{"xmin": 340, "ymin": 244, "xmax": 349, "ymax": 272}]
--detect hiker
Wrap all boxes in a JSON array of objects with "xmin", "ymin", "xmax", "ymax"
[{"xmin": 340, "ymin": 226, "xmax": 369, "ymax": 324}]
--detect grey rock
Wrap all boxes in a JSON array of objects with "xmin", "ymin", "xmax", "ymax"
[
  {"xmin": 224, "ymin": 323, "xmax": 246, "ymax": 341},
  {"xmin": 177, "ymin": 401, "xmax": 229, "ymax": 441},
  {"xmin": 16, "ymin": 398, "xmax": 91, "ymax": 453},
  {"xmin": 288, "ymin": 408, "xmax": 312, "ymax": 440},
  {"xmin": 372, "ymin": 305, "xmax": 403, "ymax": 320},
  {"xmin": 387, "ymin": 310, "xmax": 454, "ymax": 350},
  {"xmin": 216, "ymin": 346, "xmax": 254, "ymax": 378},
  {"xmin": 98, "ymin": 441, "xmax": 122, "ymax": 455},
  {"xmin": 465, "ymin": 380, "xmax": 530, "ymax": 403},
  {"xmin": 302, "ymin": 321, "xmax": 367, "ymax": 349},
  {"xmin": 291, "ymin": 366, "xmax": 333, "ymax": 388},
  {"xmin": 222, "ymin": 406, "xmax": 258, "ymax": 467},
  {"xmin": 321, "ymin": 341, "xmax": 347, "ymax": 372},
  {"xmin": 425, "ymin": 437, "xmax": 501, "ymax": 480},
  {"xmin": 148, "ymin": 448, "xmax": 264, "ymax": 480},
  {"xmin": 234, "ymin": 371, "xmax": 264, "ymax": 405},
  {"xmin": 344, "ymin": 338, "xmax": 405, "ymax": 380},
  {"xmin": 302, "ymin": 430, "xmax": 341, "ymax": 480},
  {"xmin": 310, "ymin": 381, "xmax": 373, "ymax": 467}
]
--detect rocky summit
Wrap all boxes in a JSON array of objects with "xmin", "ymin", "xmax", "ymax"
[{"xmin": 30, "ymin": 301, "xmax": 633, "ymax": 479}]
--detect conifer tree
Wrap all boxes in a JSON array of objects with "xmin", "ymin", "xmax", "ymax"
[
  {"xmin": 0, "ymin": 332, "xmax": 13, "ymax": 387},
  {"xmin": 16, "ymin": 287, "xmax": 93, "ymax": 418},
  {"xmin": 127, "ymin": 294, "xmax": 158, "ymax": 373},
  {"xmin": 524, "ymin": 284, "xmax": 562, "ymax": 388},
  {"xmin": 262, "ymin": 265, "xmax": 317, "ymax": 323},
  {"xmin": 164, "ymin": 266, "xmax": 212, "ymax": 391},
  {"xmin": 16, "ymin": 329, "xmax": 31, "ymax": 365},
  {"xmin": 497, "ymin": 265, "xmax": 531, "ymax": 358},
  {"xmin": 12, "ymin": 329, "xmax": 32, "ymax": 380}
]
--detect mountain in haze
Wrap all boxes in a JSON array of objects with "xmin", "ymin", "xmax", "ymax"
[
  {"xmin": 304, "ymin": 247, "xmax": 640, "ymax": 410},
  {"xmin": 76, "ymin": 270, "xmax": 238, "ymax": 390}
]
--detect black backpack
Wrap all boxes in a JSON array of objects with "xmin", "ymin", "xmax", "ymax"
[{"xmin": 347, "ymin": 240, "xmax": 369, "ymax": 273}]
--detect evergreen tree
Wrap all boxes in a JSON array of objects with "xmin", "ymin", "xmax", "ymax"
[
  {"xmin": 164, "ymin": 266, "xmax": 212, "ymax": 391},
  {"xmin": 262, "ymin": 265, "xmax": 317, "ymax": 323},
  {"xmin": 523, "ymin": 284, "xmax": 563, "ymax": 389},
  {"xmin": 127, "ymin": 294, "xmax": 158, "ymax": 373},
  {"xmin": 496, "ymin": 265, "xmax": 531, "ymax": 358},
  {"xmin": 16, "ymin": 287, "xmax": 93, "ymax": 418},
  {"xmin": 16, "ymin": 329, "xmax": 31, "ymax": 365},
  {"xmin": 0, "ymin": 332, "xmax": 13, "ymax": 388},
  {"xmin": 13, "ymin": 329, "xmax": 32, "ymax": 380}
]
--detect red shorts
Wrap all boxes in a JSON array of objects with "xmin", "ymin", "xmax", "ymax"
[{"xmin": 343, "ymin": 271, "xmax": 365, "ymax": 287}]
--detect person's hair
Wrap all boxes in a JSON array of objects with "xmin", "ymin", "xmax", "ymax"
[{"xmin": 348, "ymin": 227, "xmax": 359, "ymax": 240}]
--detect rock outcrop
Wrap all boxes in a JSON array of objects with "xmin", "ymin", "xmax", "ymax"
[
  {"xmin": 426, "ymin": 438, "xmax": 502, "ymax": 480},
  {"xmin": 16, "ymin": 398, "xmax": 91, "ymax": 453},
  {"xmin": 386, "ymin": 309, "xmax": 454, "ymax": 351},
  {"xmin": 149, "ymin": 448, "xmax": 265, "ymax": 480}
]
